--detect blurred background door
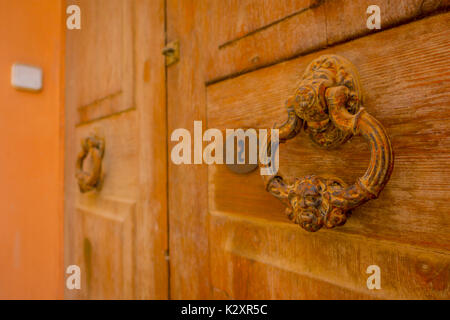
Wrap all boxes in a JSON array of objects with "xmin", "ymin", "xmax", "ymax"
[{"xmin": 64, "ymin": 0, "xmax": 168, "ymax": 299}]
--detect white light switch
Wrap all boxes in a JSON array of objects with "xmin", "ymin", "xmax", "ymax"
[{"xmin": 11, "ymin": 64, "xmax": 43, "ymax": 92}]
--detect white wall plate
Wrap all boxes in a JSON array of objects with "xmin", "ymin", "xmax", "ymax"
[{"xmin": 11, "ymin": 63, "xmax": 43, "ymax": 92}]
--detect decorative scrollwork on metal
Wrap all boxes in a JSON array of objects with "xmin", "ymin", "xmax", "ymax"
[
  {"xmin": 76, "ymin": 135, "xmax": 105, "ymax": 193},
  {"xmin": 259, "ymin": 55, "xmax": 394, "ymax": 232}
]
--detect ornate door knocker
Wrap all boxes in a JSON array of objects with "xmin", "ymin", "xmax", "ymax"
[
  {"xmin": 76, "ymin": 135, "xmax": 105, "ymax": 193},
  {"xmin": 259, "ymin": 55, "xmax": 394, "ymax": 232}
]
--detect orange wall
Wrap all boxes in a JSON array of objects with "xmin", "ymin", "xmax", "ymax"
[{"xmin": 0, "ymin": 0, "xmax": 64, "ymax": 299}]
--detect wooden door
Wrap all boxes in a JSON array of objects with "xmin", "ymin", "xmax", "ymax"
[
  {"xmin": 64, "ymin": 0, "xmax": 167, "ymax": 299},
  {"xmin": 167, "ymin": 1, "xmax": 450, "ymax": 299}
]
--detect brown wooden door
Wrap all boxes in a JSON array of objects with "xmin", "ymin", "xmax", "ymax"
[
  {"xmin": 167, "ymin": 1, "xmax": 450, "ymax": 299},
  {"xmin": 65, "ymin": 0, "xmax": 449, "ymax": 300},
  {"xmin": 64, "ymin": 0, "xmax": 167, "ymax": 299}
]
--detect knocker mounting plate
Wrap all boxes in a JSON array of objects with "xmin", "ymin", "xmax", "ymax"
[{"xmin": 288, "ymin": 55, "xmax": 363, "ymax": 149}]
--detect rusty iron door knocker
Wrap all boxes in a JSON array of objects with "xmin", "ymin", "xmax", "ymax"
[
  {"xmin": 259, "ymin": 55, "xmax": 394, "ymax": 232},
  {"xmin": 76, "ymin": 135, "xmax": 105, "ymax": 193}
]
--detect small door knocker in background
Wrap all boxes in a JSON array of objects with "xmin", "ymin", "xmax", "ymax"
[{"xmin": 76, "ymin": 134, "xmax": 105, "ymax": 193}]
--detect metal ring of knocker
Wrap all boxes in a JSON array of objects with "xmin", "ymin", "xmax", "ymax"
[
  {"xmin": 259, "ymin": 55, "xmax": 394, "ymax": 232},
  {"xmin": 76, "ymin": 135, "xmax": 105, "ymax": 193}
]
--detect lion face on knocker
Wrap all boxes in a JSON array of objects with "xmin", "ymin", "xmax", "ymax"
[{"xmin": 284, "ymin": 175, "xmax": 350, "ymax": 232}]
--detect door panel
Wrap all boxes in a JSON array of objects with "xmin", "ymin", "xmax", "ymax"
[
  {"xmin": 168, "ymin": 0, "xmax": 450, "ymax": 299},
  {"xmin": 72, "ymin": 112, "xmax": 137, "ymax": 299},
  {"xmin": 205, "ymin": 1, "xmax": 327, "ymax": 82},
  {"xmin": 209, "ymin": 213, "xmax": 449, "ymax": 299},
  {"xmin": 206, "ymin": 13, "xmax": 450, "ymax": 299},
  {"xmin": 204, "ymin": 0, "xmax": 449, "ymax": 82},
  {"xmin": 75, "ymin": 198, "xmax": 136, "ymax": 299},
  {"xmin": 70, "ymin": 0, "xmax": 135, "ymax": 124},
  {"xmin": 214, "ymin": 0, "xmax": 315, "ymax": 46},
  {"xmin": 207, "ymin": 14, "xmax": 450, "ymax": 251},
  {"xmin": 65, "ymin": 0, "xmax": 167, "ymax": 299}
]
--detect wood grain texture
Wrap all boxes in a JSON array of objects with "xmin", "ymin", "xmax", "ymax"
[
  {"xmin": 75, "ymin": 198, "xmax": 136, "ymax": 299},
  {"xmin": 215, "ymin": 0, "xmax": 317, "ymax": 47},
  {"xmin": 205, "ymin": 1, "xmax": 327, "ymax": 82},
  {"xmin": 206, "ymin": 13, "xmax": 450, "ymax": 299},
  {"xmin": 205, "ymin": 0, "xmax": 449, "ymax": 83},
  {"xmin": 166, "ymin": 0, "xmax": 211, "ymax": 299},
  {"xmin": 325, "ymin": 0, "xmax": 449, "ymax": 45},
  {"xmin": 210, "ymin": 211, "xmax": 449, "ymax": 299},
  {"xmin": 65, "ymin": 0, "xmax": 168, "ymax": 299},
  {"xmin": 69, "ymin": 0, "xmax": 135, "ymax": 124},
  {"xmin": 207, "ymin": 13, "xmax": 450, "ymax": 252}
]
